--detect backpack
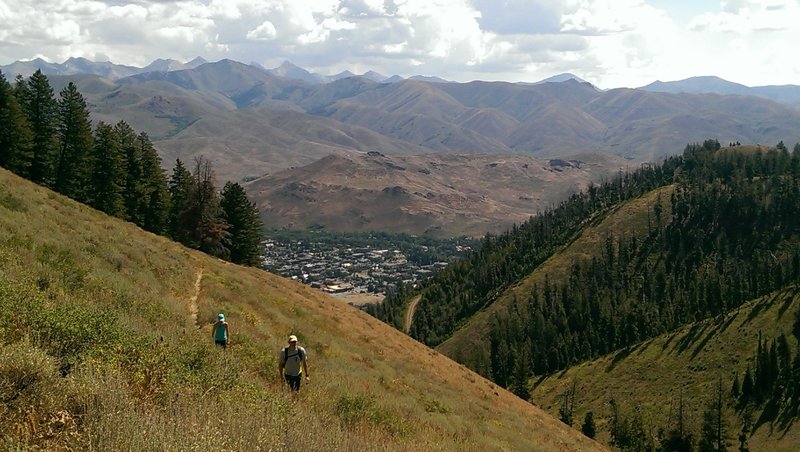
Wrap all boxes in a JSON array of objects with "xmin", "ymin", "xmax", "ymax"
[{"xmin": 281, "ymin": 346, "xmax": 305, "ymax": 365}]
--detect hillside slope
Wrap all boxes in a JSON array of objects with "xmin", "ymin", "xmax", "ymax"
[
  {"xmin": 0, "ymin": 168, "xmax": 601, "ymax": 450},
  {"xmin": 532, "ymin": 288, "xmax": 800, "ymax": 451},
  {"xmin": 438, "ymin": 184, "xmax": 675, "ymax": 362},
  {"xmin": 247, "ymin": 152, "xmax": 627, "ymax": 237}
]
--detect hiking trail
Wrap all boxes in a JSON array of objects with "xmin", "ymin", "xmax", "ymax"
[
  {"xmin": 405, "ymin": 295, "xmax": 422, "ymax": 333},
  {"xmin": 189, "ymin": 269, "xmax": 203, "ymax": 327}
]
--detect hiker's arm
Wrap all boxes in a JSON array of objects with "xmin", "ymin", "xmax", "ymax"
[
  {"xmin": 278, "ymin": 355, "xmax": 284, "ymax": 381},
  {"xmin": 303, "ymin": 359, "xmax": 309, "ymax": 381},
  {"xmin": 225, "ymin": 324, "xmax": 230, "ymax": 344}
]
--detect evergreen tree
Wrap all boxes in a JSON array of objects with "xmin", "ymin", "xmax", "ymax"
[
  {"xmin": 740, "ymin": 367, "xmax": 753, "ymax": 405},
  {"xmin": 55, "ymin": 82, "xmax": 93, "ymax": 201},
  {"xmin": 730, "ymin": 372, "xmax": 740, "ymax": 399},
  {"xmin": 661, "ymin": 392, "xmax": 694, "ymax": 452},
  {"xmin": 220, "ymin": 181, "xmax": 263, "ymax": 266},
  {"xmin": 88, "ymin": 122, "xmax": 125, "ymax": 216},
  {"xmin": 699, "ymin": 379, "xmax": 729, "ymax": 452},
  {"xmin": 136, "ymin": 132, "xmax": 170, "ymax": 234},
  {"xmin": 16, "ymin": 69, "xmax": 58, "ymax": 185},
  {"xmin": 116, "ymin": 121, "xmax": 144, "ymax": 224},
  {"xmin": 581, "ymin": 411, "xmax": 596, "ymax": 439},
  {"xmin": 168, "ymin": 158, "xmax": 194, "ymax": 243},
  {"xmin": 737, "ymin": 408, "xmax": 753, "ymax": 452},
  {"xmin": 0, "ymin": 70, "xmax": 33, "ymax": 176},
  {"xmin": 186, "ymin": 157, "xmax": 229, "ymax": 258},
  {"xmin": 558, "ymin": 381, "xmax": 577, "ymax": 426}
]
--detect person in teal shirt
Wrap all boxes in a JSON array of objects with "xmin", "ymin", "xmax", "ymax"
[{"xmin": 213, "ymin": 313, "xmax": 230, "ymax": 349}]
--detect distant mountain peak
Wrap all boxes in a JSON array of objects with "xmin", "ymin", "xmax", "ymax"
[
  {"xmin": 362, "ymin": 70, "xmax": 388, "ymax": 82},
  {"xmin": 532, "ymin": 73, "xmax": 588, "ymax": 85},
  {"xmin": 268, "ymin": 60, "xmax": 326, "ymax": 84},
  {"xmin": 408, "ymin": 75, "xmax": 450, "ymax": 83},
  {"xmin": 639, "ymin": 76, "xmax": 750, "ymax": 95},
  {"xmin": 329, "ymin": 70, "xmax": 356, "ymax": 81},
  {"xmin": 186, "ymin": 56, "xmax": 208, "ymax": 67}
]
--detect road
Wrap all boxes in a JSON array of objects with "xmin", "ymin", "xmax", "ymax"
[{"xmin": 404, "ymin": 295, "xmax": 422, "ymax": 333}]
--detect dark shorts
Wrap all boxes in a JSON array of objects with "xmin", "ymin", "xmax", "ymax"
[
  {"xmin": 285, "ymin": 374, "xmax": 301, "ymax": 391},
  {"xmin": 215, "ymin": 340, "xmax": 227, "ymax": 349}
]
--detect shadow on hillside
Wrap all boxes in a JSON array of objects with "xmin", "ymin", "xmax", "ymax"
[
  {"xmin": 776, "ymin": 289, "xmax": 798, "ymax": 319},
  {"xmin": 661, "ymin": 332, "xmax": 679, "ymax": 352},
  {"xmin": 746, "ymin": 398, "xmax": 800, "ymax": 441},
  {"xmin": 742, "ymin": 296, "xmax": 775, "ymax": 326},
  {"xmin": 605, "ymin": 342, "xmax": 643, "ymax": 372},
  {"xmin": 691, "ymin": 324, "xmax": 719, "ymax": 359},
  {"xmin": 689, "ymin": 315, "xmax": 737, "ymax": 359},
  {"xmin": 532, "ymin": 375, "xmax": 548, "ymax": 389},
  {"xmin": 674, "ymin": 323, "xmax": 709, "ymax": 355}
]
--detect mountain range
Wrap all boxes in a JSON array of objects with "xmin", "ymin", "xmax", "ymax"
[
  {"xmin": 640, "ymin": 75, "xmax": 800, "ymax": 108},
  {"xmin": 6, "ymin": 56, "xmax": 800, "ymax": 236}
]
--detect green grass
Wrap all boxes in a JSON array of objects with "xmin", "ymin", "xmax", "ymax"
[
  {"xmin": 440, "ymin": 184, "xmax": 676, "ymax": 362},
  {"xmin": 0, "ymin": 168, "xmax": 601, "ymax": 451},
  {"xmin": 531, "ymin": 288, "xmax": 800, "ymax": 451}
]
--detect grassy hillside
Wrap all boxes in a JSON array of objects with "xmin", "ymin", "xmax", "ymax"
[
  {"xmin": 438, "ymin": 184, "xmax": 675, "ymax": 362},
  {"xmin": 532, "ymin": 288, "xmax": 800, "ymax": 451},
  {"xmin": 0, "ymin": 168, "xmax": 601, "ymax": 450}
]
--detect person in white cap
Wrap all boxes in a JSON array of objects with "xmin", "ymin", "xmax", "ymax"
[
  {"xmin": 212, "ymin": 313, "xmax": 229, "ymax": 349},
  {"xmin": 279, "ymin": 334, "xmax": 309, "ymax": 392}
]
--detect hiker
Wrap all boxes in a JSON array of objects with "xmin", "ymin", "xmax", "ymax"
[
  {"xmin": 279, "ymin": 335, "xmax": 309, "ymax": 392},
  {"xmin": 213, "ymin": 313, "xmax": 230, "ymax": 349}
]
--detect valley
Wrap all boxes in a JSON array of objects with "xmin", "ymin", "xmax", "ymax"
[
  {"xmin": 4, "ymin": 55, "xmax": 800, "ymax": 451},
  {"xmin": 261, "ymin": 231, "xmax": 474, "ymax": 303}
]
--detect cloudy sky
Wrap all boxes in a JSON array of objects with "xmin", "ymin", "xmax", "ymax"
[{"xmin": 0, "ymin": 0, "xmax": 798, "ymax": 88}]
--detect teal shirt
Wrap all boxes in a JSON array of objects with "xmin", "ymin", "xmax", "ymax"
[{"xmin": 213, "ymin": 321, "xmax": 228, "ymax": 341}]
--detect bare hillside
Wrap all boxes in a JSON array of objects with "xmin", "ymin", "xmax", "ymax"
[{"xmin": 247, "ymin": 152, "xmax": 627, "ymax": 237}]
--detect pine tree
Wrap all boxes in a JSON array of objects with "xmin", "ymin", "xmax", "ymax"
[
  {"xmin": 168, "ymin": 158, "xmax": 194, "ymax": 243},
  {"xmin": 116, "ymin": 121, "xmax": 144, "ymax": 224},
  {"xmin": 581, "ymin": 411, "xmax": 596, "ymax": 439},
  {"xmin": 740, "ymin": 367, "xmax": 753, "ymax": 405},
  {"xmin": 55, "ymin": 82, "xmax": 93, "ymax": 201},
  {"xmin": 220, "ymin": 181, "xmax": 263, "ymax": 266},
  {"xmin": 558, "ymin": 381, "xmax": 577, "ymax": 426},
  {"xmin": 699, "ymin": 378, "xmax": 729, "ymax": 452},
  {"xmin": 16, "ymin": 70, "xmax": 58, "ymax": 185},
  {"xmin": 662, "ymin": 392, "xmax": 694, "ymax": 452},
  {"xmin": 0, "ymin": 70, "xmax": 33, "ymax": 176},
  {"xmin": 88, "ymin": 122, "xmax": 125, "ymax": 216},
  {"xmin": 186, "ymin": 157, "xmax": 229, "ymax": 258},
  {"xmin": 730, "ymin": 372, "xmax": 740, "ymax": 399},
  {"xmin": 136, "ymin": 132, "xmax": 170, "ymax": 234}
]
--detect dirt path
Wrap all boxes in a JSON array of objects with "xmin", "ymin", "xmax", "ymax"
[
  {"xmin": 405, "ymin": 295, "xmax": 422, "ymax": 333},
  {"xmin": 189, "ymin": 269, "xmax": 203, "ymax": 327}
]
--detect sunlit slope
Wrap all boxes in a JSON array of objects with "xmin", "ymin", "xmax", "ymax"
[
  {"xmin": 532, "ymin": 288, "xmax": 800, "ymax": 451},
  {"xmin": 0, "ymin": 168, "xmax": 602, "ymax": 450},
  {"xmin": 438, "ymin": 185, "xmax": 675, "ymax": 364}
]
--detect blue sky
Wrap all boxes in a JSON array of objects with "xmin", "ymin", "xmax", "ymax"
[
  {"xmin": 648, "ymin": 0, "xmax": 720, "ymax": 23},
  {"xmin": 0, "ymin": 0, "xmax": 798, "ymax": 88}
]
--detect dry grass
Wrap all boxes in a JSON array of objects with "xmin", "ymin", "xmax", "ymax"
[
  {"xmin": 247, "ymin": 152, "xmax": 627, "ymax": 237},
  {"xmin": 0, "ymin": 168, "xmax": 603, "ymax": 451}
]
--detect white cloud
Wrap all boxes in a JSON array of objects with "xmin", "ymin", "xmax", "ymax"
[
  {"xmin": 0, "ymin": 0, "xmax": 798, "ymax": 87},
  {"xmin": 247, "ymin": 21, "xmax": 277, "ymax": 41},
  {"xmin": 690, "ymin": 0, "xmax": 799, "ymax": 32}
]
